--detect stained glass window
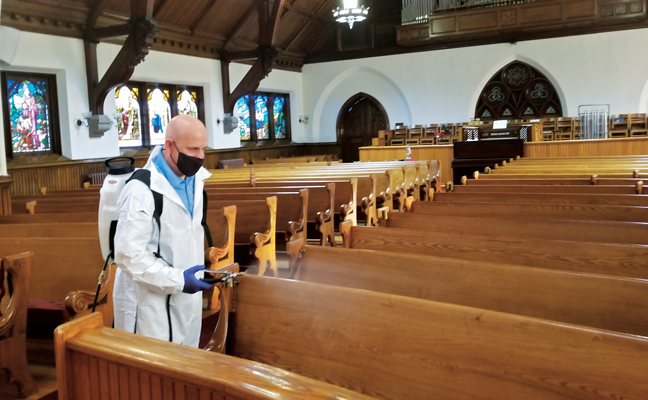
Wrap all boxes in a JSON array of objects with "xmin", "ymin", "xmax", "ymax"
[
  {"xmin": 235, "ymin": 92, "xmax": 290, "ymax": 142},
  {"xmin": 236, "ymin": 96, "xmax": 251, "ymax": 141},
  {"xmin": 147, "ymin": 88, "xmax": 172, "ymax": 145},
  {"xmin": 255, "ymin": 95, "xmax": 269, "ymax": 140},
  {"xmin": 116, "ymin": 82, "xmax": 204, "ymax": 148},
  {"xmin": 273, "ymin": 97, "xmax": 286, "ymax": 139},
  {"xmin": 116, "ymin": 86, "xmax": 142, "ymax": 147},
  {"xmin": 177, "ymin": 89, "xmax": 198, "ymax": 118},
  {"xmin": 6, "ymin": 78, "xmax": 51, "ymax": 153}
]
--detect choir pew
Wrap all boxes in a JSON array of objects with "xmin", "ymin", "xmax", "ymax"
[
  {"xmin": 339, "ymin": 225, "xmax": 648, "ymax": 279},
  {"xmin": 0, "ymin": 252, "xmax": 36, "ymax": 398},
  {"xmin": 0, "ymin": 213, "xmax": 96, "ymax": 224},
  {"xmin": 409, "ymin": 201, "xmax": 648, "ymax": 223},
  {"xmin": 210, "ymin": 275, "xmax": 648, "ymax": 400},
  {"xmin": 54, "ymin": 313, "xmax": 372, "ymax": 400},
  {"xmin": 292, "ymin": 246, "xmax": 648, "ymax": 337},
  {"xmin": 384, "ymin": 213, "xmax": 648, "ymax": 245}
]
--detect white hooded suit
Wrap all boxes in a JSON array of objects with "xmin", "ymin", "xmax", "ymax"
[{"xmin": 113, "ymin": 146, "xmax": 211, "ymax": 347}]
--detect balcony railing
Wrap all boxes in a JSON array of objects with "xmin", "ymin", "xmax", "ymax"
[{"xmin": 401, "ymin": 0, "xmax": 538, "ymax": 25}]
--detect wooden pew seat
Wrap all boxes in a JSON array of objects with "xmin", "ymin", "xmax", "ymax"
[
  {"xmin": 217, "ymin": 275, "xmax": 648, "ymax": 399},
  {"xmin": 410, "ymin": 201, "xmax": 648, "ymax": 223},
  {"xmin": 385, "ymin": 212, "xmax": 648, "ymax": 245},
  {"xmin": 342, "ymin": 225, "xmax": 648, "ymax": 279},
  {"xmin": 293, "ymin": 246, "xmax": 648, "ymax": 337},
  {"xmin": 0, "ymin": 252, "xmax": 36, "ymax": 398},
  {"xmin": 54, "ymin": 313, "xmax": 372, "ymax": 400}
]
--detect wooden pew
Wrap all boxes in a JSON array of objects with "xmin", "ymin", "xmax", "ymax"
[
  {"xmin": 410, "ymin": 201, "xmax": 648, "ymax": 223},
  {"xmin": 54, "ymin": 313, "xmax": 372, "ymax": 400},
  {"xmin": 339, "ymin": 225, "xmax": 648, "ymax": 279},
  {"xmin": 384, "ymin": 212, "xmax": 648, "ymax": 245},
  {"xmin": 0, "ymin": 238, "xmax": 103, "ymax": 302},
  {"xmin": 432, "ymin": 192, "xmax": 648, "ymax": 206},
  {"xmin": 206, "ymin": 197, "xmax": 280, "ymax": 276},
  {"xmin": 66, "ymin": 205, "xmax": 238, "ymax": 322},
  {"xmin": 0, "ymin": 223, "xmax": 97, "ymax": 239},
  {"xmin": 293, "ymin": 246, "xmax": 648, "ymax": 337},
  {"xmin": 452, "ymin": 184, "xmax": 644, "ymax": 194},
  {"xmin": 0, "ymin": 213, "xmax": 97, "ymax": 224},
  {"xmin": 0, "ymin": 252, "xmax": 36, "ymax": 398},
  {"xmin": 211, "ymin": 275, "xmax": 648, "ymax": 399}
]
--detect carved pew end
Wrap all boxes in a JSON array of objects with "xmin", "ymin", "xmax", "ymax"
[
  {"xmin": 460, "ymin": 176, "xmax": 468, "ymax": 185},
  {"xmin": 473, "ymin": 171, "xmax": 480, "ymax": 180},
  {"xmin": 484, "ymin": 167, "xmax": 491, "ymax": 174},
  {"xmin": 445, "ymin": 181, "xmax": 454, "ymax": 192},
  {"xmin": 636, "ymin": 181, "xmax": 643, "ymax": 195},
  {"xmin": 591, "ymin": 174, "xmax": 598, "ymax": 185}
]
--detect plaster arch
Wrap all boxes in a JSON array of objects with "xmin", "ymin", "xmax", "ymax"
[
  {"xmin": 638, "ymin": 78, "xmax": 648, "ymax": 113},
  {"xmin": 311, "ymin": 66, "xmax": 411, "ymax": 142},
  {"xmin": 470, "ymin": 55, "xmax": 569, "ymax": 118}
]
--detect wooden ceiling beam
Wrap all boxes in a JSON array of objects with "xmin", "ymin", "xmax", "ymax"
[
  {"xmin": 222, "ymin": 0, "xmax": 287, "ymax": 114},
  {"xmin": 87, "ymin": 23, "xmax": 131, "ymax": 41},
  {"xmin": 85, "ymin": 0, "xmax": 159, "ymax": 114},
  {"xmin": 222, "ymin": 1, "xmax": 258, "ymax": 50},
  {"xmin": 221, "ymin": 49, "xmax": 259, "ymax": 61},
  {"xmin": 153, "ymin": 0, "xmax": 170, "ymax": 18},
  {"xmin": 189, "ymin": 0, "xmax": 220, "ymax": 34},
  {"xmin": 87, "ymin": 0, "xmax": 112, "ymax": 29},
  {"xmin": 132, "ymin": 0, "xmax": 155, "ymax": 20},
  {"xmin": 261, "ymin": 0, "xmax": 286, "ymax": 45}
]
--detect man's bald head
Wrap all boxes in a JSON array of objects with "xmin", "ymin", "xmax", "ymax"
[{"xmin": 162, "ymin": 115, "xmax": 208, "ymax": 178}]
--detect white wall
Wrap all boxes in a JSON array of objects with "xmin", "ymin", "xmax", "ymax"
[
  {"xmin": 229, "ymin": 64, "xmax": 305, "ymax": 142},
  {"xmin": 1, "ymin": 31, "xmax": 87, "ymax": 159},
  {"xmin": 302, "ymin": 28, "xmax": 648, "ymax": 143},
  {"xmin": 0, "ymin": 31, "xmax": 305, "ymax": 163}
]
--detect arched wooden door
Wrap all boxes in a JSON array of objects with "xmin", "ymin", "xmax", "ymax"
[{"xmin": 337, "ymin": 93, "xmax": 389, "ymax": 162}]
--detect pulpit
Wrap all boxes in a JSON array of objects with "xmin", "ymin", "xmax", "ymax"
[{"xmin": 451, "ymin": 139, "xmax": 525, "ymax": 184}]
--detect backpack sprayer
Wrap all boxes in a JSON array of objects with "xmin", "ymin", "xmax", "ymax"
[{"xmin": 95, "ymin": 156, "xmax": 137, "ymax": 312}]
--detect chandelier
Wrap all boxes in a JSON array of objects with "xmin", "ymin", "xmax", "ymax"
[{"xmin": 333, "ymin": 0, "xmax": 369, "ymax": 29}]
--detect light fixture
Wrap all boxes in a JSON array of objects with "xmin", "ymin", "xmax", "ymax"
[{"xmin": 333, "ymin": 0, "xmax": 369, "ymax": 30}]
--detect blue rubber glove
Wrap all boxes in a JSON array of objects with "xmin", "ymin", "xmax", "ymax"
[{"xmin": 182, "ymin": 265, "xmax": 214, "ymax": 294}]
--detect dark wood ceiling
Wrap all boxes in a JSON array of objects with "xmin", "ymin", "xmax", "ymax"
[{"xmin": 0, "ymin": 0, "xmax": 367, "ymax": 71}]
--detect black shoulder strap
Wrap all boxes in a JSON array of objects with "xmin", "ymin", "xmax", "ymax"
[
  {"xmin": 126, "ymin": 169, "xmax": 163, "ymax": 257},
  {"xmin": 202, "ymin": 189, "xmax": 213, "ymax": 248}
]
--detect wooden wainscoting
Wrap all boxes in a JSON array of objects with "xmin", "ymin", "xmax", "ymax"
[
  {"xmin": 7, "ymin": 143, "xmax": 341, "ymax": 196},
  {"xmin": 0, "ymin": 175, "xmax": 13, "ymax": 215},
  {"xmin": 525, "ymin": 137, "xmax": 648, "ymax": 158},
  {"xmin": 359, "ymin": 145, "xmax": 454, "ymax": 183}
]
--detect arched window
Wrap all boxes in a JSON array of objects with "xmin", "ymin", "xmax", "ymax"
[
  {"xmin": 475, "ymin": 62, "xmax": 562, "ymax": 120},
  {"xmin": 235, "ymin": 92, "xmax": 291, "ymax": 143},
  {"xmin": 273, "ymin": 97, "xmax": 287, "ymax": 139},
  {"xmin": 255, "ymin": 95, "xmax": 269, "ymax": 140},
  {"xmin": 116, "ymin": 86, "xmax": 142, "ymax": 147},
  {"xmin": 236, "ymin": 95, "xmax": 252, "ymax": 141},
  {"xmin": 2, "ymin": 72, "xmax": 60, "ymax": 157},
  {"xmin": 115, "ymin": 82, "xmax": 204, "ymax": 148}
]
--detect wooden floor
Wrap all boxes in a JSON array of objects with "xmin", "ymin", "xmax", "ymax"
[{"xmin": 0, "ymin": 339, "xmax": 57, "ymax": 400}]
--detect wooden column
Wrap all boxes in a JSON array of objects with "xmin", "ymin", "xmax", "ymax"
[{"xmin": 0, "ymin": 175, "xmax": 13, "ymax": 215}]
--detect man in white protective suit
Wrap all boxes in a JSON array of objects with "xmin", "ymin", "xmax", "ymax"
[{"xmin": 113, "ymin": 114, "xmax": 213, "ymax": 347}]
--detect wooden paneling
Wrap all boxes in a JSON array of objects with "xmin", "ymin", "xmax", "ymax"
[
  {"xmin": 359, "ymin": 145, "xmax": 454, "ymax": 183},
  {"xmin": 0, "ymin": 176, "xmax": 12, "ymax": 216},
  {"xmin": 399, "ymin": 0, "xmax": 647, "ymax": 48},
  {"xmin": 7, "ymin": 143, "xmax": 341, "ymax": 196},
  {"xmin": 525, "ymin": 137, "xmax": 648, "ymax": 158},
  {"xmin": 360, "ymin": 138, "xmax": 648, "ymax": 183}
]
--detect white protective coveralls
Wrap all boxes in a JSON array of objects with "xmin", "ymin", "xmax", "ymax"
[{"xmin": 113, "ymin": 146, "xmax": 211, "ymax": 347}]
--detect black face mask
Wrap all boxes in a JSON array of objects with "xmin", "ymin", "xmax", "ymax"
[{"xmin": 175, "ymin": 149, "xmax": 204, "ymax": 177}]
